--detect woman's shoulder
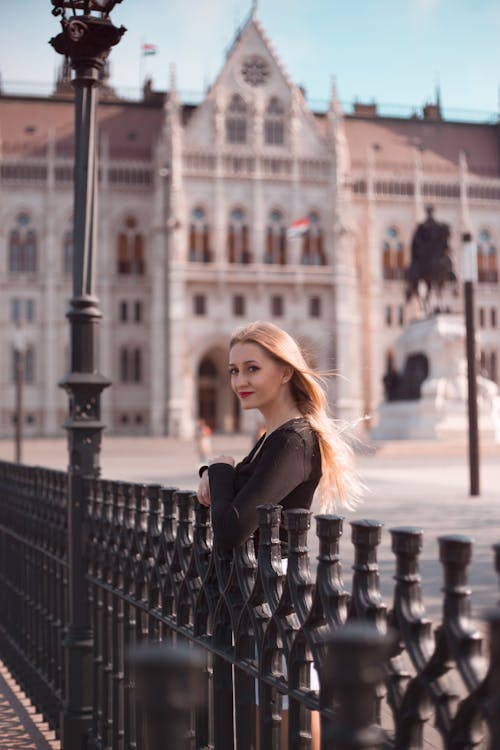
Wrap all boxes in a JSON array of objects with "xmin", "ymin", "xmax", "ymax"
[
  {"xmin": 268, "ymin": 417, "xmax": 318, "ymax": 450},
  {"xmin": 268, "ymin": 417, "xmax": 321, "ymax": 475}
]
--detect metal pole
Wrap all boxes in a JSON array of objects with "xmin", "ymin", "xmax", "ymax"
[
  {"xmin": 50, "ymin": 10, "xmax": 125, "ymax": 749},
  {"xmin": 462, "ymin": 232, "xmax": 480, "ymax": 497},
  {"xmin": 464, "ymin": 280, "xmax": 480, "ymax": 495},
  {"xmin": 15, "ymin": 349, "xmax": 24, "ymax": 463}
]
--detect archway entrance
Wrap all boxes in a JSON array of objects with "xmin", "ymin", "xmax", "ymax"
[
  {"xmin": 198, "ymin": 356, "xmax": 218, "ymax": 429},
  {"xmin": 197, "ymin": 347, "xmax": 237, "ymax": 432}
]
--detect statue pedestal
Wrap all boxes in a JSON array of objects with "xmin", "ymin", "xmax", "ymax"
[{"xmin": 371, "ymin": 314, "xmax": 500, "ymax": 442}]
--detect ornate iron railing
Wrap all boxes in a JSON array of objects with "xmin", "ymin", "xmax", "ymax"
[
  {"xmin": 0, "ymin": 462, "xmax": 68, "ymax": 729},
  {"xmin": 0, "ymin": 459, "xmax": 499, "ymax": 749}
]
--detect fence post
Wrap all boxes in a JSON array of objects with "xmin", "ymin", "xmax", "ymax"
[
  {"xmin": 49, "ymin": 6, "xmax": 125, "ymax": 748},
  {"xmin": 131, "ymin": 642, "xmax": 206, "ymax": 750},
  {"xmin": 321, "ymin": 622, "xmax": 394, "ymax": 750}
]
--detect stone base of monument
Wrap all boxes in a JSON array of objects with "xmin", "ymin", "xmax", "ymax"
[{"xmin": 371, "ymin": 313, "xmax": 500, "ymax": 442}]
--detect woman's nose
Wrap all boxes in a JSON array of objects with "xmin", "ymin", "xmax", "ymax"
[{"xmin": 235, "ymin": 372, "xmax": 249, "ymax": 387}]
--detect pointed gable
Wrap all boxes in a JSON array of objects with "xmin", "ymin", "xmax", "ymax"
[{"xmin": 183, "ymin": 13, "xmax": 328, "ymax": 155}]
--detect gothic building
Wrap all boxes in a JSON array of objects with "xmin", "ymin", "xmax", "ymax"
[{"xmin": 0, "ymin": 10, "xmax": 498, "ymax": 439}]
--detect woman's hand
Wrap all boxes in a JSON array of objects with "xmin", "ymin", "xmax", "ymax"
[
  {"xmin": 197, "ymin": 471, "xmax": 211, "ymax": 507},
  {"xmin": 209, "ymin": 455, "xmax": 235, "ymax": 467}
]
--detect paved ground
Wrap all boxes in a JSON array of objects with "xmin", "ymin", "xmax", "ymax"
[
  {"xmin": 0, "ymin": 433, "xmax": 498, "ymax": 748},
  {"xmin": 0, "ymin": 661, "xmax": 59, "ymax": 750}
]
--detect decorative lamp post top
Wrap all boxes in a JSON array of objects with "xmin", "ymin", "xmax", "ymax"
[
  {"xmin": 50, "ymin": 0, "xmax": 126, "ymax": 77},
  {"xmin": 51, "ymin": 0, "xmax": 123, "ymax": 19}
]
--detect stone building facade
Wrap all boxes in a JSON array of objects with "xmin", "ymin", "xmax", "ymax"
[{"xmin": 0, "ymin": 11, "xmax": 498, "ymax": 439}]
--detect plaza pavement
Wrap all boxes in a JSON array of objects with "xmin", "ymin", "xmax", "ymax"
[{"xmin": 1, "ymin": 431, "xmax": 498, "ymax": 622}]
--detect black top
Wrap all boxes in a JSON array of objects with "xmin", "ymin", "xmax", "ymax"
[{"xmin": 208, "ymin": 417, "xmax": 322, "ymax": 552}]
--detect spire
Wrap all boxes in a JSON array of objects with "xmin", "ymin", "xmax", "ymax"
[
  {"xmin": 169, "ymin": 62, "xmax": 178, "ymax": 94},
  {"xmin": 435, "ymin": 76, "xmax": 442, "ymax": 115},
  {"xmin": 251, "ymin": 0, "xmax": 258, "ymax": 16},
  {"xmin": 328, "ymin": 75, "xmax": 342, "ymax": 116},
  {"xmin": 53, "ymin": 57, "xmax": 73, "ymax": 97},
  {"xmin": 167, "ymin": 62, "xmax": 179, "ymax": 108}
]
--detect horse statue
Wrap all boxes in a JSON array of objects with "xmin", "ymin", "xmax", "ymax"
[{"xmin": 405, "ymin": 206, "xmax": 457, "ymax": 314}]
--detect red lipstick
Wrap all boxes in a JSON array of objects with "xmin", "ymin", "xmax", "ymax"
[{"xmin": 239, "ymin": 392, "xmax": 253, "ymax": 399}]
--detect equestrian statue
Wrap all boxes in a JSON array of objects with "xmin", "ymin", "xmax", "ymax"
[{"xmin": 405, "ymin": 206, "xmax": 457, "ymax": 314}]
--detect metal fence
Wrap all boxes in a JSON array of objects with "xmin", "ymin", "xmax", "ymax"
[{"xmin": 0, "ymin": 458, "xmax": 499, "ymax": 749}]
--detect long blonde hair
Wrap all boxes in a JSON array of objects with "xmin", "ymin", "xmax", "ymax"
[{"xmin": 230, "ymin": 321, "xmax": 362, "ymax": 512}]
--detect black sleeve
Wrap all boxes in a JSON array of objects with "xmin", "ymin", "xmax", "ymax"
[{"xmin": 208, "ymin": 430, "xmax": 306, "ymax": 551}]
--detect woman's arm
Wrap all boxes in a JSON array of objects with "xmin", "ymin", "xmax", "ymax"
[{"xmin": 208, "ymin": 430, "xmax": 306, "ymax": 551}]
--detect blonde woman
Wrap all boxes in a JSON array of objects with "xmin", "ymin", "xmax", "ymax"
[
  {"xmin": 197, "ymin": 321, "xmax": 359, "ymax": 749},
  {"xmin": 197, "ymin": 320, "xmax": 358, "ymax": 549}
]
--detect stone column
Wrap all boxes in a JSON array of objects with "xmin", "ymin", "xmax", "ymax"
[
  {"xmin": 213, "ymin": 94, "xmax": 227, "ymax": 264},
  {"xmin": 252, "ymin": 101, "xmax": 265, "ymax": 263},
  {"xmin": 288, "ymin": 88, "xmax": 302, "ymax": 266},
  {"xmin": 98, "ymin": 133, "xmax": 113, "ymax": 431},
  {"xmin": 42, "ymin": 129, "xmax": 59, "ymax": 435},
  {"xmin": 149, "ymin": 141, "xmax": 167, "ymax": 436},
  {"xmin": 327, "ymin": 83, "xmax": 363, "ymax": 423},
  {"xmin": 165, "ymin": 82, "xmax": 188, "ymax": 437},
  {"xmin": 364, "ymin": 145, "xmax": 383, "ymax": 415}
]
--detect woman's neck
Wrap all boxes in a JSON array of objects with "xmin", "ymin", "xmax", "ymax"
[{"xmin": 260, "ymin": 401, "xmax": 302, "ymax": 436}]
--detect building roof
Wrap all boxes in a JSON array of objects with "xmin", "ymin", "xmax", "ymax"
[
  {"xmin": 342, "ymin": 114, "xmax": 500, "ymax": 177},
  {"xmin": 1, "ymin": 91, "xmax": 499, "ymax": 177},
  {"xmin": 0, "ymin": 95, "xmax": 164, "ymax": 160}
]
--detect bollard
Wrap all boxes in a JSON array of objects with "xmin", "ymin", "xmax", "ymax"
[
  {"xmin": 321, "ymin": 622, "xmax": 394, "ymax": 750},
  {"xmin": 488, "ymin": 609, "xmax": 500, "ymax": 750},
  {"xmin": 130, "ymin": 642, "xmax": 206, "ymax": 750}
]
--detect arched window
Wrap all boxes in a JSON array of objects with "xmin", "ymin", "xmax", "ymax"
[
  {"xmin": 226, "ymin": 95, "xmax": 247, "ymax": 144},
  {"xmin": 12, "ymin": 345, "xmax": 35, "ymax": 384},
  {"xmin": 117, "ymin": 216, "xmax": 145, "ymax": 275},
  {"xmin": 63, "ymin": 225, "xmax": 73, "ymax": 274},
  {"xmin": 198, "ymin": 358, "xmax": 217, "ymax": 377},
  {"xmin": 189, "ymin": 206, "xmax": 211, "ymax": 262},
  {"xmin": 478, "ymin": 229, "xmax": 498, "ymax": 284},
  {"xmin": 382, "ymin": 226, "xmax": 405, "ymax": 280},
  {"xmin": 264, "ymin": 210, "xmax": 286, "ymax": 264},
  {"xmin": 301, "ymin": 212, "xmax": 325, "ymax": 265},
  {"xmin": 9, "ymin": 214, "xmax": 37, "ymax": 273},
  {"xmin": 264, "ymin": 97, "xmax": 285, "ymax": 145},
  {"xmin": 228, "ymin": 208, "xmax": 251, "ymax": 263}
]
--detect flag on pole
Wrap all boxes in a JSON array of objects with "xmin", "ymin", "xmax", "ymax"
[
  {"xmin": 142, "ymin": 43, "xmax": 158, "ymax": 56},
  {"xmin": 287, "ymin": 217, "xmax": 310, "ymax": 239}
]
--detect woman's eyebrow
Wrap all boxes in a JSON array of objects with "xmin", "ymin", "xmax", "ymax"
[{"xmin": 228, "ymin": 360, "xmax": 260, "ymax": 367}]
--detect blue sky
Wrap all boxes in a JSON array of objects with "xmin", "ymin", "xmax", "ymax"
[{"xmin": 1, "ymin": 1, "xmax": 499, "ymax": 118}]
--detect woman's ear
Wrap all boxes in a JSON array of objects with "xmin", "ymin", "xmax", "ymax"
[{"xmin": 282, "ymin": 366, "xmax": 294, "ymax": 384}]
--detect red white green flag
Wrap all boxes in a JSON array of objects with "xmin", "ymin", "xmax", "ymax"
[
  {"xmin": 287, "ymin": 217, "xmax": 310, "ymax": 238},
  {"xmin": 142, "ymin": 43, "xmax": 158, "ymax": 57}
]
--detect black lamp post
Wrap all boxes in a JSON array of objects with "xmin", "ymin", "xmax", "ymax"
[
  {"xmin": 50, "ymin": 3, "xmax": 126, "ymax": 748},
  {"xmin": 462, "ymin": 232, "xmax": 480, "ymax": 497}
]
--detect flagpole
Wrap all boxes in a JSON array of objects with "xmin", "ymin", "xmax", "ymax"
[{"xmin": 139, "ymin": 36, "xmax": 145, "ymax": 96}]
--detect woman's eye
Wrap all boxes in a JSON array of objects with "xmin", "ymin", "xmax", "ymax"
[
  {"xmin": 229, "ymin": 369, "xmax": 237, "ymax": 376},
  {"xmin": 248, "ymin": 366, "xmax": 259, "ymax": 373}
]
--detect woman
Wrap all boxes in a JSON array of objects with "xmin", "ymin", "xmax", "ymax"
[
  {"xmin": 197, "ymin": 321, "xmax": 358, "ymax": 549},
  {"xmin": 197, "ymin": 321, "xmax": 359, "ymax": 749}
]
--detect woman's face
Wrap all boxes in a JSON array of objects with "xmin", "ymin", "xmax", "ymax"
[{"xmin": 229, "ymin": 341, "xmax": 290, "ymax": 412}]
